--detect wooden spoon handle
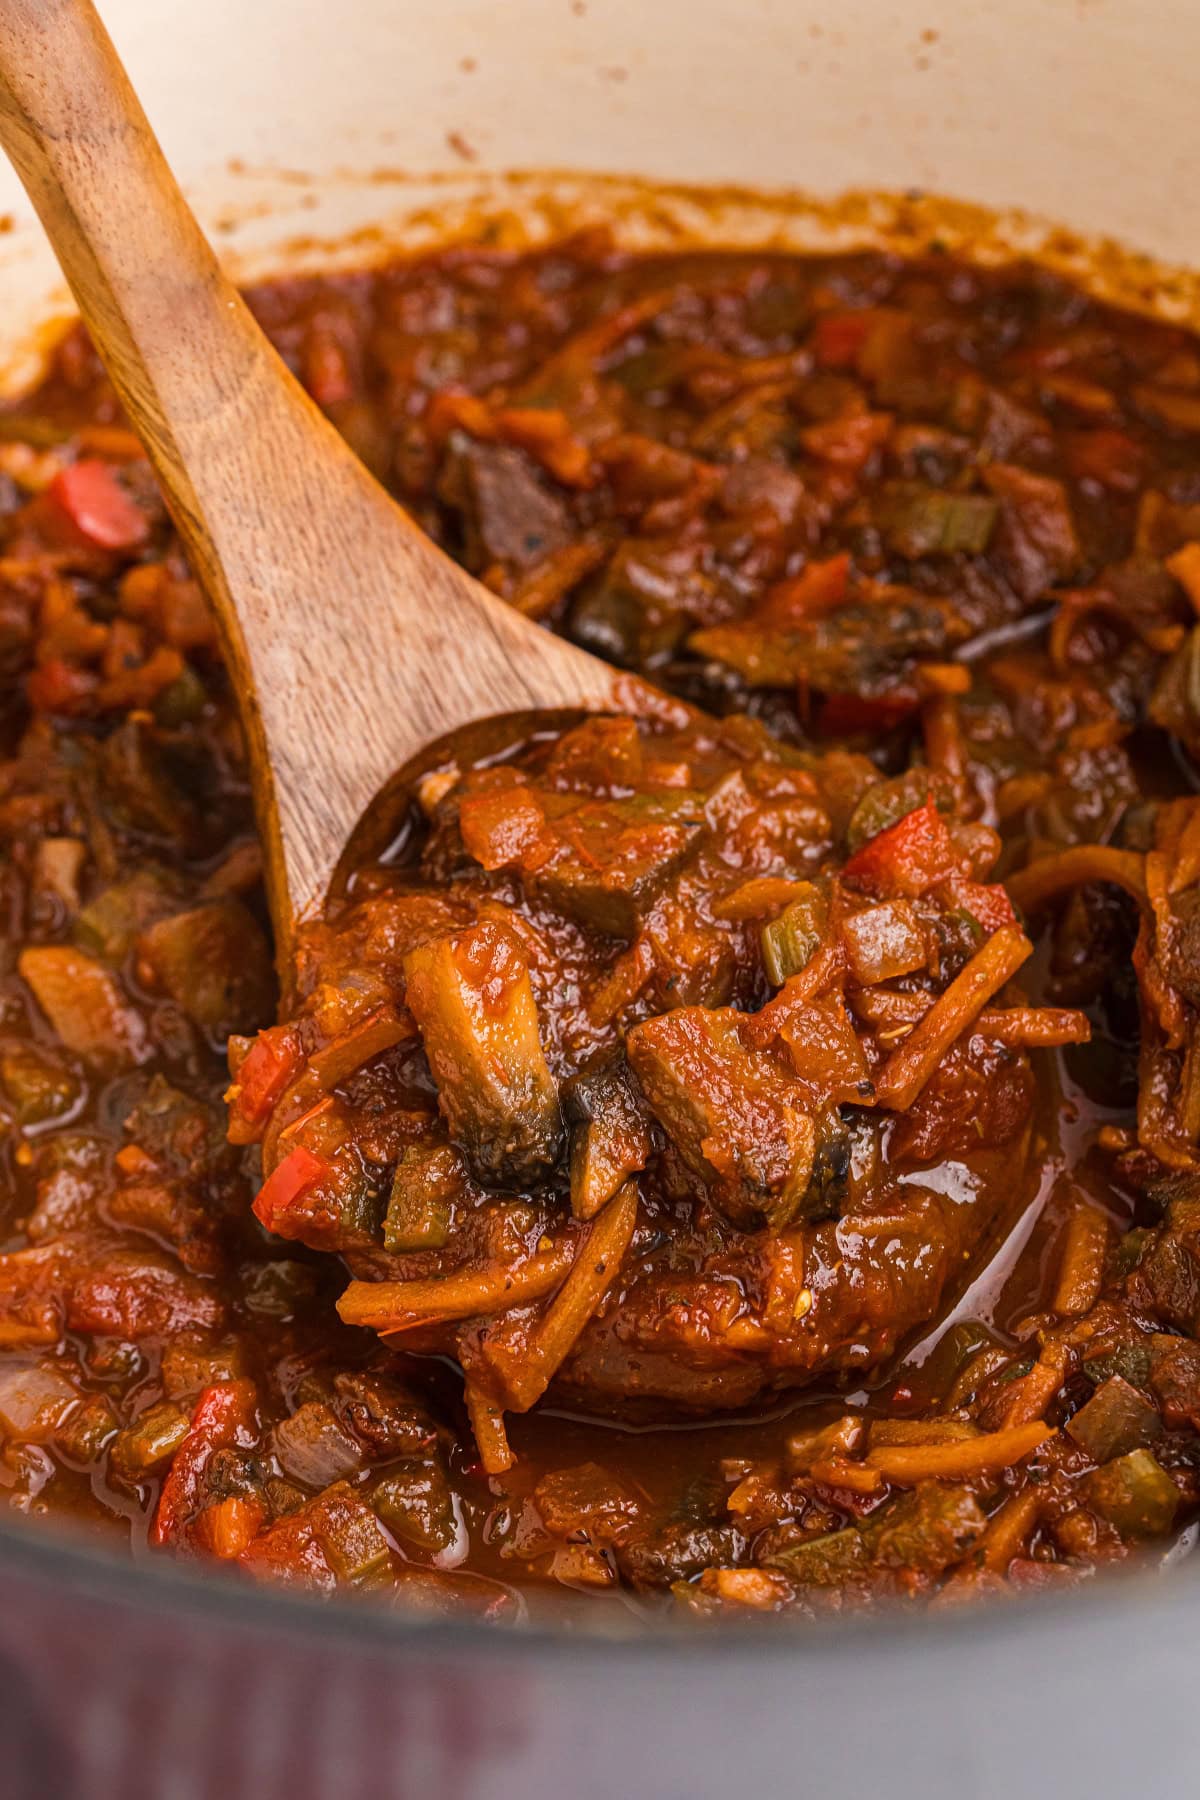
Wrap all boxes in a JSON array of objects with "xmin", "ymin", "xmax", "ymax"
[
  {"xmin": 0, "ymin": 0, "xmax": 623, "ymax": 942},
  {"xmin": 0, "ymin": 0, "xmax": 270, "ymax": 540},
  {"xmin": 0, "ymin": 0, "xmax": 386, "ymax": 935}
]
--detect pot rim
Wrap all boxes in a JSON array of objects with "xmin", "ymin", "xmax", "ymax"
[{"xmin": 1, "ymin": 1502, "xmax": 1195, "ymax": 1664}]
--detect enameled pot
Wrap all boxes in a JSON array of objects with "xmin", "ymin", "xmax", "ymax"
[{"xmin": 1, "ymin": 3, "xmax": 1197, "ymax": 1794}]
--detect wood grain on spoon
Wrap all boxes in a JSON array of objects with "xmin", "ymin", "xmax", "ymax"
[{"xmin": 0, "ymin": 0, "xmax": 646, "ymax": 958}]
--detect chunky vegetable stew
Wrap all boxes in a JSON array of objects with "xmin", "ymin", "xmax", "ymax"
[{"xmin": 6, "ymin": 231, "xmax": 1200, "ymax": 1620}]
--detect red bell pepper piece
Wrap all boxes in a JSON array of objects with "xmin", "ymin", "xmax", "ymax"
[
  {"xmin": 756, "ymin": 553, "xmax": 851, "ymax": 627},
  {"xmin": 1065, "ymin": 428, "xmax": 1142, "ymax": 494},
  {"xmin": 811, "ymin": 311, "xmax": 873, "ymax": 370},
  {"xmin": 151, "ymin": 1380, "xmax": 259, "ymax": 1549},
  {"xmin": 227, "ymin": 1026, "xmax": 304, "ymax": 1143},
  {"xmin": 193, "ymin": 1494, "xmax": 267, "ymax": 1560},
  {"xmin": 48, "ymin": 459, "xmax": 149, "ymax": 551},
  {"xmin": 26, "ymin": 656, "xmax": 97, "ymax": 715},
  {"xmin": 843, "ymin": 799, "xmax": 960, "ymax": 898},
  {"xmin": 940, "ymin": 875, "xmax": 1017, "ymax": 935},
  {"xmin": 252, "ymin": 1143, "xmax": 331, "ymax": 1230}
]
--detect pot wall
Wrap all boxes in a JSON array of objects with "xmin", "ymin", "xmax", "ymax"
[
  {"xmin": 1, "ymin": 0, "xmax": 1198, "ymax": 368},
  {"xmin": 0, "ymin": 1531, "xmax": 1198, "ymax": 1800},
  {"xmin": 89, "ymin": 0, "xmax": 1200, "ymax": 257}
]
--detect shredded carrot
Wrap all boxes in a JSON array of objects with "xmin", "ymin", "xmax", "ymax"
[
  {"xmin": 485, "ymin": 1183, "xmax": 639, "ymax": 1411},
  {"xmin": 712, "ymin": 877, "xmax": 809, "ymax": 921},
  {"xmin": 767, "ymin": 942, "xmax": 846, "ymax": 1011},
  {"xmin": 975, "ymin": 1006, "xmax": 1091, "ymax": 1048},
  {"xmin": 1047, "ymin": 591, "xmax": 1131, "ymax": 678},
  {"xmin": 465, "ymin": 1383, "xmax": 514, "ymax": 1475},
  {"xmin": 874, "ymin": 926, "xmax": 1032, "ymax": 1110},
  {"xmin": 493, "ymin": 406, "xmax": 593, "ymax": 487},
  {"xmin": 835, "ymin": 1206, "xmax": 929, "ymax": 1238},
  {"xmin": 1005, "ymin": 846, "xmax": 1148, "ymax": 916},
  {"xmin": 1180, "ymin": 1035, "xmax": 1200, "ymax": 1142},
  {"xmin": 511, "ymin": 538, "xmax": 608, "ymax": 620},
  {"xmin": 996, "ymin": 1341, "xmax": 1070, "ymax": 1428},
  {"xmin": 75, "ymin": 424, "xmax": 145, "ymax": 461},
  {"xmin": 921, "ymin": 692, "xmax": 967, "ymax": 799},
  {"xmin": 0, "ymin": 1318, "xmax": 60, "ymax": 1347},
  {"xmin": 336, "ymin": 1239, "xmax": 576, "ymax": 1332},
  {"xmin": 260, "ymin": 1068, "xmax": 325, "ymax": 1167},
  {"xmin": 994, "ymin": 771, "xmax": 1054, "ymax": 822},
  {"xmin": 1143, "ymin": 624, "xmax": 1188, "ymax": 658},
  {"xmin": 916, "ymin": 662, "xmax": 971, "ymax": 698},
  {"xmin": 866, "ymin": 1420, "xmax": 1052, "ymax": 1484},
  {"xmin": 853, "ymin": 992, "xmax": 1088, "ymax": 1049},
  {"xmin": 1070, "ymin": 718, "xmax": 1140, "ymax": 753},
  {"xmin": 979, "ymin": 1487, "xmax": 1041, "ymax": 1573},
  {"xmin": 306, "ymin": 1006, "xmax": 414, "ymax": 1089},
  {"xmin": 1052, "ymin": 1206, "xmax": 1110, "ymax": 1317},
  {"xmin": 535, "ymin": 291, "xmax": 681, "ymax": 371},
  {"xmin": 276, "ymin": 1093, "xmax": 336, "ymax": 1145},
  {"xmin": 1165, "ymin": 804, "xmax": 1200, "ymax": 897},
  {"xmin": 809, "ymin": 1457, "xmax": 883, "ymax": 1495}
]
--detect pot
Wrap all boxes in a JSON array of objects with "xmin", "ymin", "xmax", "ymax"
[{"xmin": 0, "ymin": 2, "xmax": 1196, "ymax": 1794}]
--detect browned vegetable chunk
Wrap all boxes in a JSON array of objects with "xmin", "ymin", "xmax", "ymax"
[
  {"xmin": 626, "ymin": 1005, "xmax": 816, "ymax": 1229},
  {"xmin": 18, "ymin": 945, "xmax": 149, "ymax": 1068},
  {"xmin": 564, "ymin": 1061, "xmax": 656, "ymax": 1220},
  {"xmin": 1065, "ymin": 1376, "xmax": 1162, "ymax": 1462},
  {"xmin": 137, "ymin": 899, "xmax": 275, "ymax": 1039},
  {"xmin": 532, "ymin": 795, "xmax": 703, "ymax": 938},
  {"xmin": 1083, "ymin": 1449, "xmax": 1179, "ymax": 1539},
  {"xmin": 402, "ymin": 920, "xmax": 563, "ymax": 1185},
  {"xmin": 383, "ymin": 1144, "xmax": 460, "ymax": 1251}
]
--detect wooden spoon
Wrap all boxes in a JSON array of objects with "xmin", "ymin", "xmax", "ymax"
[{"xmin": 0, "ymin": 0, "xmax": 647, "ymax": 957}]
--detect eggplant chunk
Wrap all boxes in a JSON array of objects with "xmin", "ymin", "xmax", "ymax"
[
  {"xmin": 531, "ymin": 795, "xmax": 704, "ymax": 939},
  {"xmin": 564, "ymin": 1061, "xmax": 657, "ymax": 1219},
  {"xmin": 626, "ymin": 1006, "xmax": 816, "ymax": 1229},
  {"xmin": 137, "ymin": 900, "xmax": 275, "ymax": 1040},
  {"xmin": 457, "ymin": 780, "xmax": 704, "ymax": 938},
  {"xmin": 449, "ymin": 442, "xmax": 572, "ymax": 572},
  {"xmin": 403, "ymin": 920, "xmax": 562, "ymax": 1185},
  {"xmin": 384, "ymin": 1143, "xmax": 461, "ymax": 1251}
]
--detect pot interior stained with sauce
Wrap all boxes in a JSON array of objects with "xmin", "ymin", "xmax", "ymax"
[{"xmin": 3, "ymin": 229, "xmax": 1200, "ymax": 1621}]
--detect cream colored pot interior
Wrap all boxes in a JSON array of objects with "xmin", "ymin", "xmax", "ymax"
[{"xmin": 0, "ymin": 0, "xmax": 1195, "ymax": 379}]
